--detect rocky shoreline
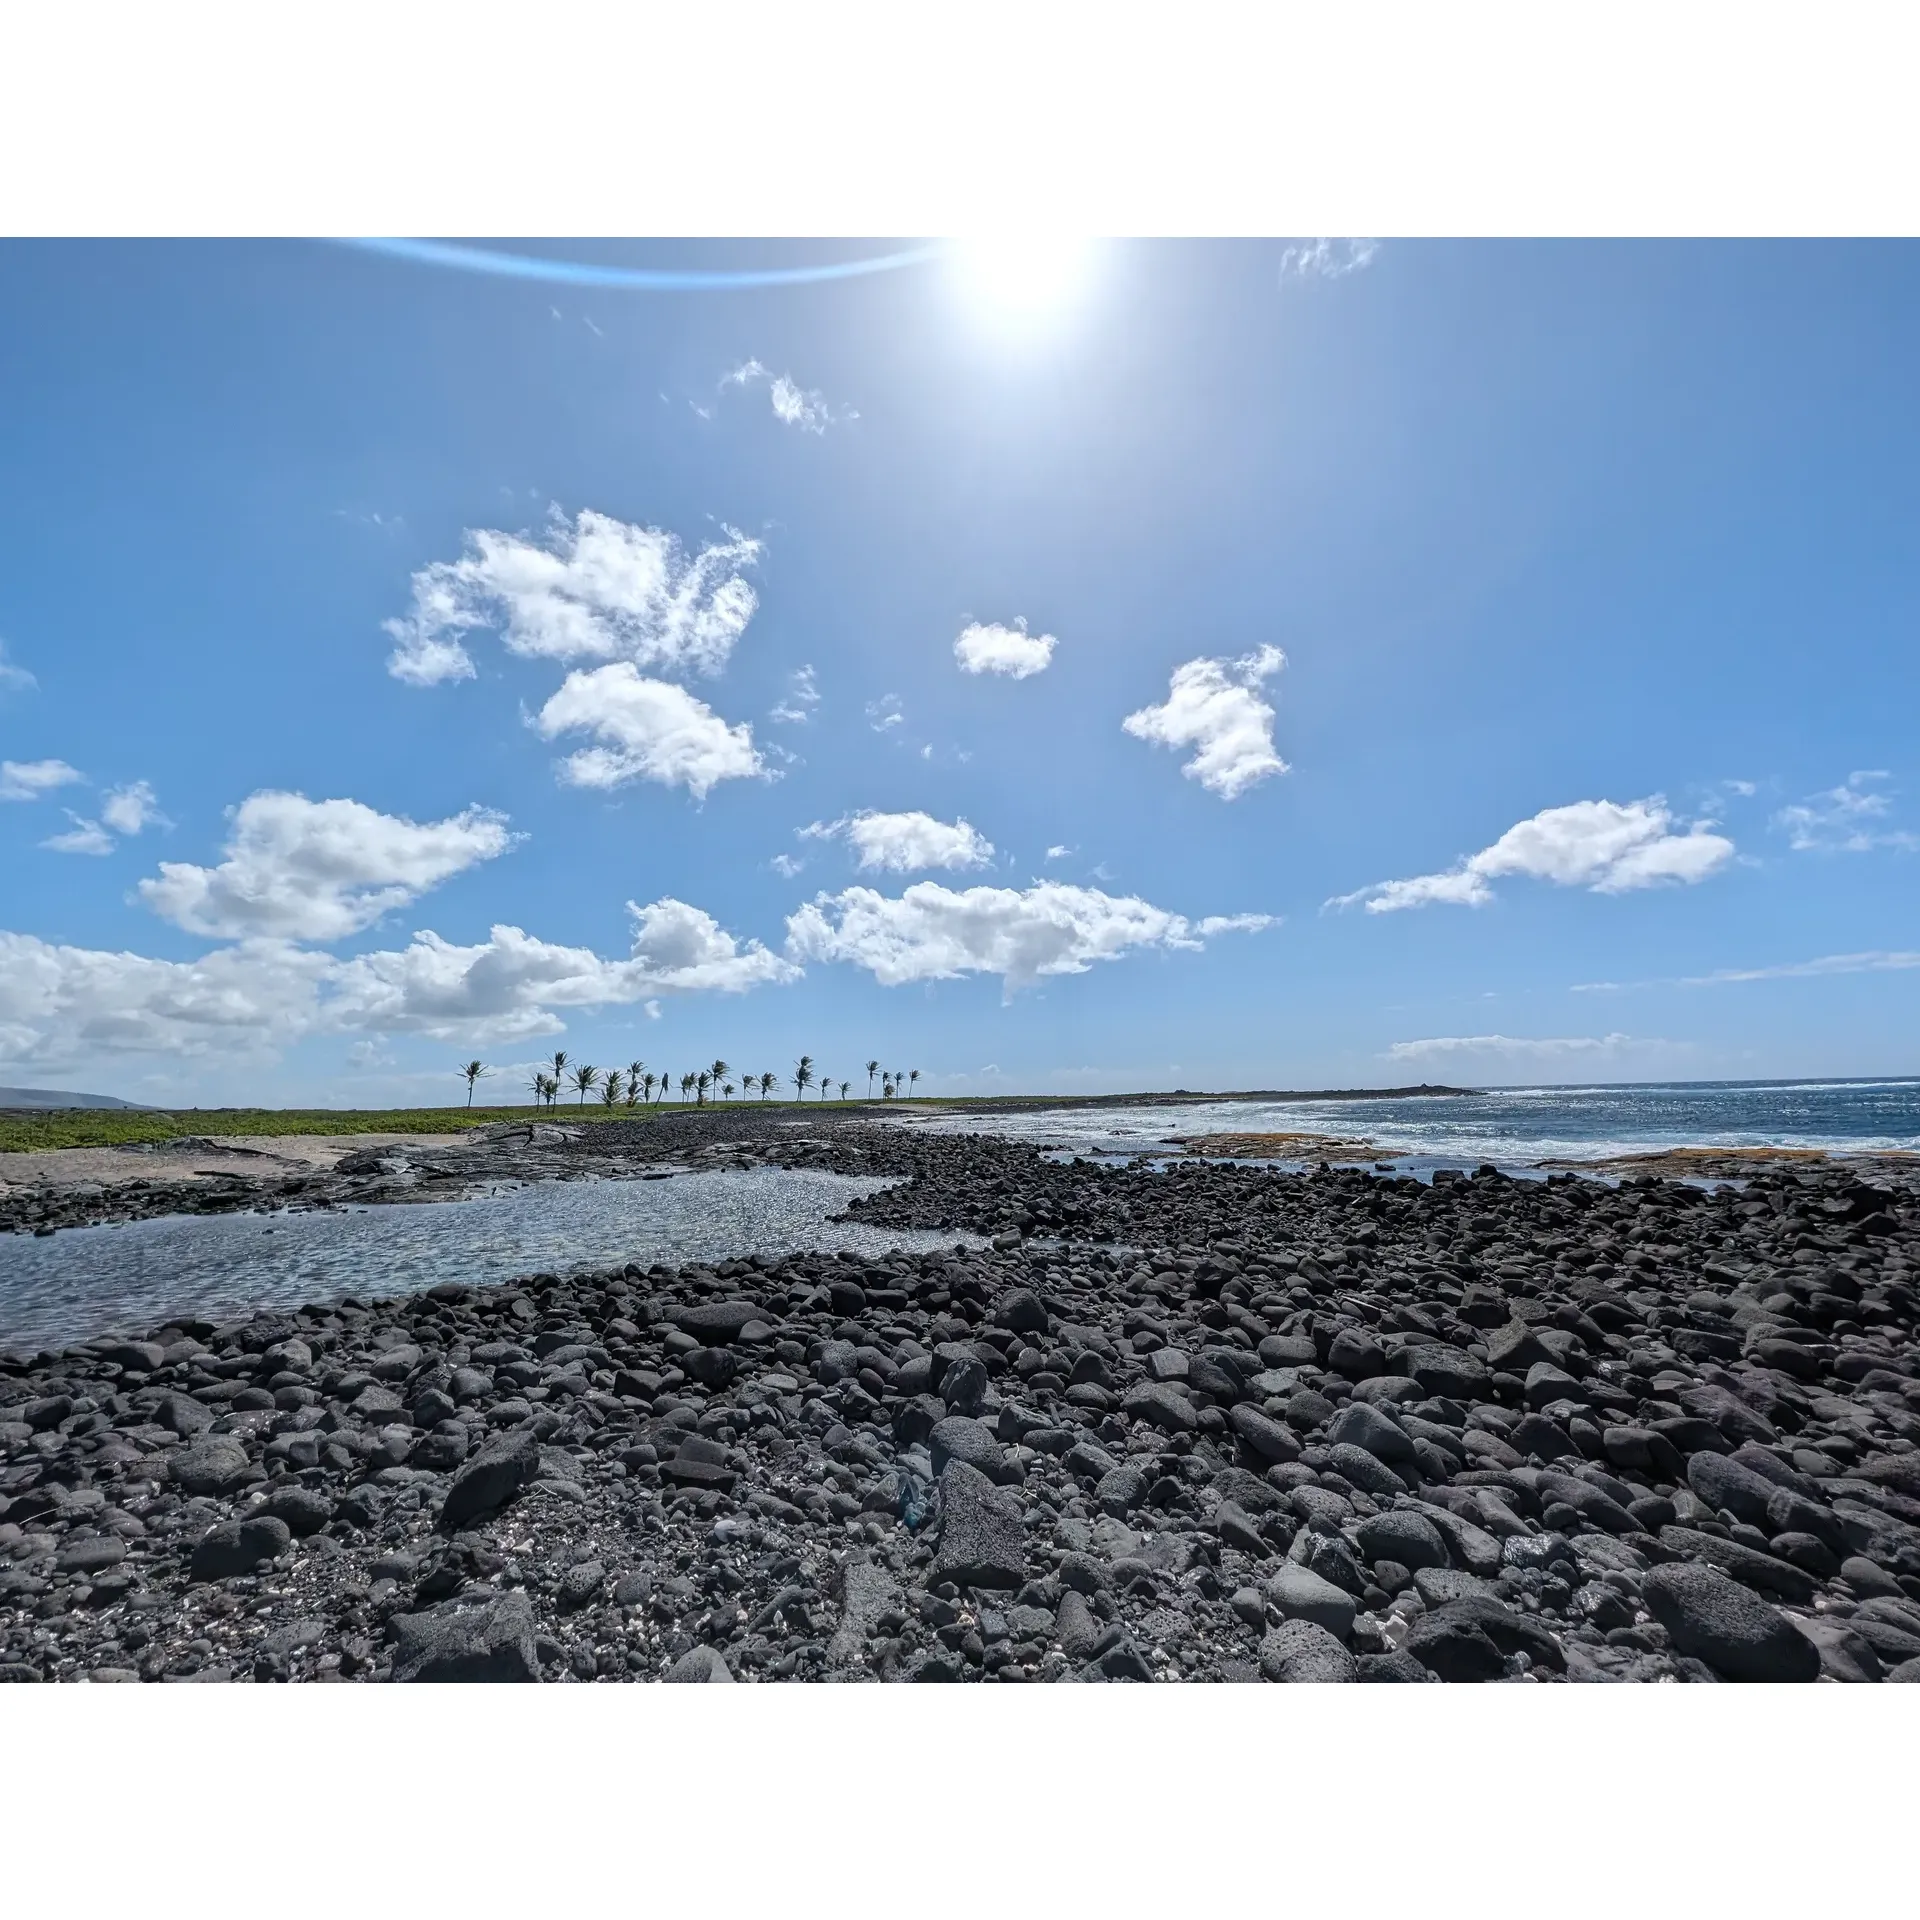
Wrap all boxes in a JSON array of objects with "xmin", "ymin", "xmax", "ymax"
[{"xmin": 3, "ymin": 1109, "xmax": 1919, "ymax": 1683}]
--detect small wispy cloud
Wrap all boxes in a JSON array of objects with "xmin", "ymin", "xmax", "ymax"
[
  {"xmin": 1684, "ymin": 949, "xmax": 1920, "ymax": 985},
  {"xmin": 769, "ymin": 852, "xmax": 806, "ymax": 879},
  {"xmin": 1386, "ymin": 1032, "xmax": 1650, "ymax": 1060},
  {"xmin": 1044, "ymin": 844, "xmax": 1072, "ymax": 862},
  {"xmin": 1772, "ymin": 771, "xmax": 1917, "ymax": 854},
  {"xmin": 1279, "ymin": 239, "xmax": 1379, "ymax": 281},
  {"xmin": 1, "ymin": 758, "xmax": 84, "ymax": 801},
  {"xmin": 770, "ymin": 664, "xmax": 819, "ymax": 725},
  {"xmin": 721, "ymin": 359, "xmax": 849, "ymax": 433},
  {"xmin": 42, "ymin": 814, "xmax": 116, "ymax": 856},
  {"xmin": 0, "ymin": 641, "xmax": 36, "ymax": 694},
  {"xmin": 866, "ymin": 694, "xmax": 904, "ymax": 733}
]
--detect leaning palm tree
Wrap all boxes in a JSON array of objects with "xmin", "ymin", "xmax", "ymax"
[
  {"xmin": 909, "ymin": 1068, "xmax": 920, "ymax": 1097},
  {"xmin": 625, "ymin": 1061, "xmax": 645, "ymax": 1108},
  {"xmin": 722, "ymin": 1081, "xmax": 735, "ymax": 1101},
  {"xmin": 839, "ymin": 1079, "xmax": 851, "ymax": 1099},
  {"xmin": 600, "ymin": 1070, "xmax": 623, "ymax": 1106},
  {"xmin": 551, "ymin": 1050, "xmax": 569, "ymax": 1086},
  {"xmin": 793, "ymin": 1055, "xmax": 814, "ymax": 1100},
  {"xmin": 527, "ymin": 1070, "xmax": 546, "ymax": 1106},
  {"xmin": 758, "ymin": 1071, "xmax": 775, "ymax": 1100},
  {"xmin": 696, "ymin": 1070, "xmax": 711, "ymax": 1105},
  {"xmin": 639, "ymin": 1070, "xmax": 656, "ymax": 1105},
  {"xmin": 679, "ymin": 1071, "xmax": 695, "ymax": 1103},
  {"xmin": 881, "ymin": 1072, "xmax": 893, "ymax": 1098},
  {"xmin": 570, "ymin": 1063, "xmax": 599, "ymax": 1105},
  {"xmin": 710, "ymin": 1058, "xmax": 728, "ymax": 1090},
  {"xmin": 461, "ymin": 1059, "xmax": 489, "ymax": 1107},
  {"xmin": 865, "ymin": 1058, "xmax": 880, "ymax": 1098}
]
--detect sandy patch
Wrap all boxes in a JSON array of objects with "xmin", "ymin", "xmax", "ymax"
[{"xmin": 0, "ymin": 1133, "xmax": 460, "ymax": 1192}]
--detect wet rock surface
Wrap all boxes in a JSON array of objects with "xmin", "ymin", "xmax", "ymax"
[{"xmin": 2, "ymin": 1112, "xmax": 1918, "ymax": 1681}]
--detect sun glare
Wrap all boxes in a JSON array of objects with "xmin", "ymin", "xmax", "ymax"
[{"xmin": 950, "ymin": 237, "xmax": 1099, "ymax": 332}]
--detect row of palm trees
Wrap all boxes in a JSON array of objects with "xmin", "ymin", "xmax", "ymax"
[{"xmin": 482, "ymin": 1050, "xmax": 923, "ymax": 1111}]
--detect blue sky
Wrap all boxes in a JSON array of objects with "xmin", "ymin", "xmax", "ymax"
[{"xmin": 1, "ymin": 237, "xmax": 1916, "ymax": 1105}]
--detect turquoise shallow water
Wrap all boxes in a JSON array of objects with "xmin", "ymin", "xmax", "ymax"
[
  {"xmin": 0, "ymin": 1168, "xmax": 970, "ymax": 1357},
  {"xmin": 897, "ymin": 1077, "xmax": 1920, "ymax": 1169}
]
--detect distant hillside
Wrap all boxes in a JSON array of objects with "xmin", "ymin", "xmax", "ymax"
[{"xmin": 0, "ymin": 1086, "xmax": 151, "ymax": 1111}]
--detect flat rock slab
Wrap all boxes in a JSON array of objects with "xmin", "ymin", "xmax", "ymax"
[{"xmin": 391, "ymin": 1591, "xmax": 541, "ymax": 1683}]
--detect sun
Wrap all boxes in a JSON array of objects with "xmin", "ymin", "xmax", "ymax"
[{"xmin": 949, "ymin": 237, "xmax": 1100, "ymax": 333}]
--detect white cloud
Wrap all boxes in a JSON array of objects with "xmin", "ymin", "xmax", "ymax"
[
  {"xmin": 1044, "ymin": 845, "xmax": 1072, "ymax": 862},
  {"xmin": 385, "ymin": 508, "xmax": 761, "ymax": 687},
  {"xmin": 1772, "ymin": 771, "xmax": 1917, "ymax": 853},
  {"xmin": 329, "ymin": 900, "xmax": 797, "ymax": 1041},
  {"xmin": 0, "ymin": 641, "xmax": 36, "ymax": 694},
  {"xmin": 721, "ymin": 360, "xmax": 844, "ymax": 432},
  {"xmin": 1684, "ymin": 949, "xmax": 1920, "ymax": 985},
  {"xmin": 801, "ymin": 809, "xmax": 995, "ymax": 873},
  {"xmin": 867, "ymin": 694, "xmax": 904, "ymax": 733},
  {"xmin": 770, "ymin": 664, "xmax": 819, "ymax": 725},
  {"xmin": 0, "ymin": 897, "xmax": 794, "ymax": 1068},
  {"xmin": 1331, "ymin": 797, "xmax": 1735, "ymax": 913},
  {"xmin": 42, "ymin": 814, "xmax": 116, "ymax": 856},
  {"xmin": 1385, "ymin": 1033, "xmax": 1645, "ymax": 1060},
  {"xmin": 1279, "ymin": 239, "xmax": 1379, "ymax": 280},
  {"xmin": 954, "ymin": 618, "xmax": 1056, "ymax": 679},
  {"xmin": 534, "ymin": 664, "xmax": 765, "ymax": 799},
  {"xmin": 1, "ymin": 758, "xmax": 84, "ymax": 801},
  {"xmin": 100, "ymin": 781, "xmax": 163, "ymax": 837},
  {"xmin": 137, "ymin": 791, "xmax": 514, "ymax": 942},
  {"xmin": 769, "ymin": 853, "xmax": 806, "ymax": 879},
  {"xmin": 786, "ymin": 879, "xmax": 1270, "ymax": 996},
  {"xmin": 0, "ymin": 932, "xmax": 336, "ymax": 1067},
  {"xmin": 1122, "ymin": 646, "xmax": 1288, "ymax": 800}
]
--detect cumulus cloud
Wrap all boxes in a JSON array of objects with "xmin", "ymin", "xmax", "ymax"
[
  {"xmin": 1331, "ymin": 797, "xmax": 1735, "ymax": 913},
  {"xmin": 801, "ymin": 810, "xmax": 995, "ymax": 873},
  {"xmin": 1, "ymin": 758, "xmax": 84, "ymax": 801},
  {"xmin": 786, "ymin": 880, "xmax": 1271, "ymax": 996},
  {"xmin": 1773, "ymin": 771, "xmax": 1917, "ymax": 854},
  {"xmin": 100, "ymin": 781, "xmax": 164, "ymax": 837},
  {"xmin": 138, "ymin": 791, "xmax": 514, "ymax": 942},
  {"xmin": 385, "ymin": 508, "xmax": 761, "ymax": 687},
  {"xmin": 1122, "ymin": 646, "xmax": 1288, "ymax": 800},
  {"xmin": 1279, "ymin": 239, "xmax": 1379, "ymax": 279},
  {"xmin": 954, "ymin": 618, "xmax": 1056, "ymax": 679},
  {"xmin": 328, "ymin": 900, "xmax": 798, "ymax": 1041},
  {"xmin": 535, "ymin": 664, "xmax": 765, "ymax": 799},
  {"xmin": 0, "ymin": 932, "xmax": 337, "ymax": 1067},
  {"xmin": 0, "ymin": 897, "xmax": 795, "ymax": 1067},
  {"xmin": 770, "ymin": 664, "xmax": 819, "ymax": 725}
]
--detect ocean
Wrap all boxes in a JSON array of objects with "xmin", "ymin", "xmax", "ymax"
[{"xmin": 893, "ymin": 1077, "xmax": 1920, "ymax": 1172}]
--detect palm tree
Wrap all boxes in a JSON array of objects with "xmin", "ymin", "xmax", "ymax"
[
  {"xmin": 640, "ymin": 1070, "xmax": 656, "ymax": 1105},
  {"xmin": 909, "ymin": 1068, "xmax": 920, "ymax": 1097},
  {"xmin": 865, "ymin": 1058, "xmax": 880, "ymax": 1098},
  {"xmin": 839, "ymin": 1079, "xmax": 850, "ymax": 1100},
  {"xmin": 626, "ymin": 1061, "xmax": 645, "ymax": 1108},
  {"xmin": 696, "ymin": 1070, "xmax": 711, "ymax": 1105},
  {"xmin": 461, "ymin": 1059, "xmax": 489, "ymax": 1107},
  {"xmin": 551, "ymin": 1050, "xmax": 568, "ymax": 1087},
  {"xmin": 793, "ymin": 1055, "xmax": 814, "ymax": 1100},
  {"xmin": 527, "ymin": 1070, "xmax": 546, "ymax": 1106},
  {"xmin": 759, "ymin": 1071, "xmax": 775, "ymax": 1100},
  {"xmin": 881, "ymin": 1072, "xmax": 893, "ymax": 1098},
  {"xmin": 722, "ymin": 1081, "xmax": 735, "ymax": 1101},
  {"xmin": 570, "ymin": 1063, "xmax": 599, "ymax": 1105},
  {"xmin": 679, "ymin": 1071, "xmax": 695, "ymax": 1103},
  {"xmin": 710, "ymin": 1058, "xmax": 728, "ymax": 1091},
  {"xmin": 599, "ymin": 1069, "xmax": 623, "ymax": 1106}
]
